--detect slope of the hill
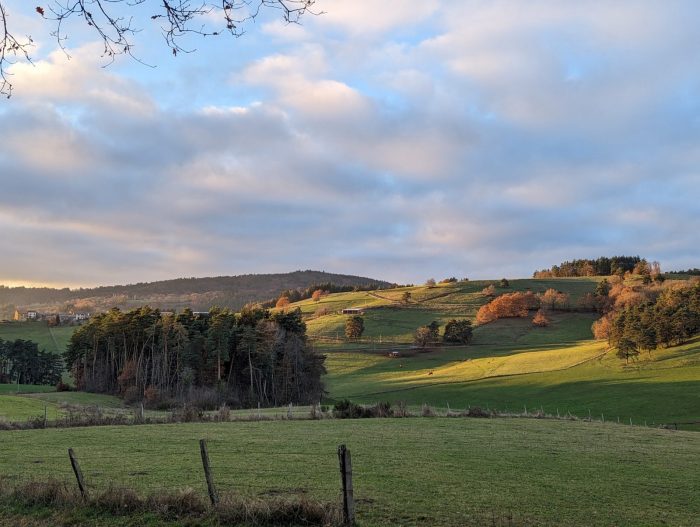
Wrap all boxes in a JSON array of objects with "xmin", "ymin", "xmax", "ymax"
[
  {"xmin": 298, "ymin": 278, "xmax": 600, "ymax": 345},
  {"xmin": 285, "ymin": 278, "xmax": 699, "ymax": 428},
  {"xmin": 0, "ymin": 270, "xmax": 392, "ymax": 315}
]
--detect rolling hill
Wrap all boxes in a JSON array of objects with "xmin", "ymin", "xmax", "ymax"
[
  {"xmin": 283, "ymin": 277, "xmax": 700, "ymax": 429},
  {"xmin": 0, "ymin": 270, "xmax": 393, "ymax": 317}
]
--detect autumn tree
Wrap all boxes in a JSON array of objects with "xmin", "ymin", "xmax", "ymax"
[
  {"xmin": 591, "ymin": 314, "xmax": 613, "ymax": 340},
  {"xmin": 344, "ymin": 316, "xmax": 364, "ymax": 340},
  {"xmin": 311, "ymin": 289, "xmax": 324, "ymax": 301},
  {"xmin": 276, "ymin": 296, "xmax": 291, "ymax": 309},
  {"xmin": 532, "ymin": 309, "xmax": 549, "ymax": 327},
  {"xmin": 476, "ymin": 292, "xmax": 537, "ymax": 325},
  {"xmin": 482, "ymin": 285, "xmax": 496, "ymax": 297},
  {"xmin": 539, "ymin": 288, "xmax": 570, "ymax": 311},
  {"xmin": 425, "ymin": 278, "xmax": 437, "ymax": 287},
  {"xmin": 0, "ymin": 0, "xmax": 317, "ymax": 97}
]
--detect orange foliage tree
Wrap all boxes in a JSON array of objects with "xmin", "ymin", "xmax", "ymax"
[
  {"xmin": 539, "ymin": 288, "xmax": 570, "ymax": 310},
  {"xmin": 532, "ymin": 309, "xmax": 549, "ymax": 327},
  {"xmin": 276, "ymin": 296, "xmax": 290, "ymax": 309},
  {"xmin": 476, "ymin": 292, "xmax": 538, "ymax": 324}
]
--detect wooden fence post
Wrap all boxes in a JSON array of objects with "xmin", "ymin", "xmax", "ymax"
[
  {"xmin": 337, "ymin": 444, "xmax": 355, "ymax": 525},
  {"xmin": 199, "ymin": 439, "xmax": 219, "ymax": 506},
  {"xmin": 68, "ymin": 448, "xmax": 88, "ymax": 500}
]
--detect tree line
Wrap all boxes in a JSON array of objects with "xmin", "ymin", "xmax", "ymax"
[
  {"xmin": 533, "ymin": 256, "xmax": 648, "ymax": 278},
  {"xmin": 269, "ymin": 281, "xmax": 392, "ymax": 308},
  {"xmin": 593, "ymin": 280, "xmax": 700, "ymax": 362},
  {"xmin": 0, "ymin": 338, "xmax": 63, "ymax": 385},
  {"xmin": 64, "ymin": 306, "xmax": 326, "ymax": 408}
]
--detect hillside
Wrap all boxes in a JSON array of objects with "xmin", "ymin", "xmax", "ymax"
[
  {"xmin": 284, "ymin": 277, "xmax": 700, "ymax": 428},
  {"xmin": 0, "ymin": 270, "xmax": 392, "ymax": 316}
]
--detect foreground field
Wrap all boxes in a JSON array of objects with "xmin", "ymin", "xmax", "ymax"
[{"xmin": 0, "ymin": 418, "xmax": 698, "ymax": 526}]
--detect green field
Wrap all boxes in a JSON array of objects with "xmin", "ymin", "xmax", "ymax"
[
  {"xmin": 0, "ymin": 321, "xmax": 74, "ymax": 354},
  {"xmin": 292, "ymin": 278, "xmax": 700, "ymax": 429},
  {"xmin": 0, "ymin": 419, "xmax": 698, "ymax": 526}
]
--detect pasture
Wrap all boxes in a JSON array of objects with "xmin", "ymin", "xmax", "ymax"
[
  {"xmin": 0, "ymin": 418, "xmax": 698, "ymax": 526},
  {"xmin": 0, "ymin": 321, "xmax": 74, "ymax": 354}
]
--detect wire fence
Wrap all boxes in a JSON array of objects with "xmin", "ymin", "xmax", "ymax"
[{"xmin": 0, "ymin": 438, "xmax": 357, "ymax": 523}]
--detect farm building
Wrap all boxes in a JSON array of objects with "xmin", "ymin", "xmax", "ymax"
[
  {"xmin": 13, "ymin": 309, "xmax": 42, "ymax": 321},
  {"xmin": 341, "ymin": 308, "xmax": 365, "ymax": 315}
]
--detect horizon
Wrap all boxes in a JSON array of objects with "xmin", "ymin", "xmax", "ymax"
[{"xmin": 1, "ymin": 1, "xmax": 699, "ymax": 287}]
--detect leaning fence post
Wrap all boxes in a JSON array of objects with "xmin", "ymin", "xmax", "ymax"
[
  {"xmin": 68, "ymin": 448, "xmax": 88, "ymax": 500},
  {"xmin": 337, "ymin": 444, "xmax": 355, "ymax": 525},
  {"xmin": 199, "ymin": 439, "xmax": 219, "ymax": 506}
]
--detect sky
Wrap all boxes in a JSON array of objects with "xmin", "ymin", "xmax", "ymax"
[{"xmin": 1, "ymin": 0, "xmax": 699, "ymax": 288}]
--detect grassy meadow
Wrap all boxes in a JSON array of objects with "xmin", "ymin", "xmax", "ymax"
[
  {"xmin": 1, "ymin": 276, "xmax": 699, "ymax": 429},
  {"xmin": 0, "ymin": 321, "xmax": 74, "ymax": 355},
  {"xmin": 1, "ymin": 419, "xmax": 698, "ymax": 526}
]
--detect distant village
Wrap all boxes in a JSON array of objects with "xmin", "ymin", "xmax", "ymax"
[{"xmin": 11, "ymin": 309, "xmax": 90, "ymax": 325}]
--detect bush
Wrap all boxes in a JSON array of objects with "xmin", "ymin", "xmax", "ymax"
[
  {"xmin": 144, "ymin": 385, "xmax": 161, "ymax": 405},
  {"xmin": 56, "ymin": 381, "xmax": 71, "ymax": 392},
  {"xmin": 463, "ymin": 406, "xmax": 491, "ymax": 418},
  {"xmin": 122, "ymin": 386, "xmax": 141, "ymax": 405},
  {"xmin": 332, "ymin": 400, "xmax": 393, "ymax": 418},
  {"xmin": 170, "ymin": 404, "xmax": 203, "ymax": 423}
]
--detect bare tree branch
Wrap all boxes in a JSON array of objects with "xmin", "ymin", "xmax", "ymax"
[
  {"xmin": 0, "ymin": 0, "xmax": 319, "ymax": 97},
  {"xmin": 0, "ymin": 2, "xmax": 35, "ymax": 98}
]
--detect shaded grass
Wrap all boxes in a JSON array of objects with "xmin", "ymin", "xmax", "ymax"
[{"xmin": 0, "ymin": 384, "xmax": 56, "ymax": 395}]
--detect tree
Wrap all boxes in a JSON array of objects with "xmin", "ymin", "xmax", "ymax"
[
  {"xmin": 595, "ymin": 279, "xmax": 611, "ymax": 298},
  {"xmin": 499, "ymin": 278, "xmax": 509, "ymax": 288},
  {"xmin": 532, "ymin": 309, "xmax": 549, "ymax": 327},
  {"xmin": 275, "ymin": 296, "xmax": 291, "ymax": 309},
  {"xmin": 482, "ymin": 285, "xmax": 496, "ymax": 297},
  {"xmin": 64, "ymin": 305, "xmax": 326, "ymax": 407},
  {"xmin": 616, "ymin": 337, "xmax": 639, "ymax": 364},
  {"xmin": 0, "ymin": 0, "xmax": 316, "ymax": 97},
  {"xmin": 414, "ymin": 324, "xmax": 439, "ymax": 349},
  {"xmin": 311, "ymin": 289, "xmax": 324, "ymax": 301},
  {"xmin": 344, "ymin": 316, "xmax": 364, "ymax": 340},
  {"xmin": 0, "ymin": 338, "xmax": 62, "ymax": 385},
  {"xmin": 442, "ymin": 319, "xmax": 473, "ymax": 344},
  {"xmin": 425, "ymin": 278, "xmax": 437, "ymax": 287},
  {"xmin": 401, "ymin": 291, "xmax": 412, "ymax": 304}
]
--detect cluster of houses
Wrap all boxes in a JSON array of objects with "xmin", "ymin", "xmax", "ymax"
[{"xmin": 13, "ymin": 309, "xmax": 90, "ymax": 325}]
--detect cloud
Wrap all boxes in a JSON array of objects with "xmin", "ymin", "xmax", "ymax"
[{"xmin": 0, "ymin": 1, "xmax": 699, "ymax": 287}]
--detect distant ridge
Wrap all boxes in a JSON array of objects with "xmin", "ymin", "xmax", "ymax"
[{"xmin": 0, "ymin": 270, "xmax": 393, "ymax": 316}]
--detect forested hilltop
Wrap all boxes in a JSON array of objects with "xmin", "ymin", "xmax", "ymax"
[
  {"xmin": 0, "ymin": 271, "xmax": 393, "ymax": 318},
  {"xmin": 533, "ymin": 256, "xmax": 657, "ymax": 278}
]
